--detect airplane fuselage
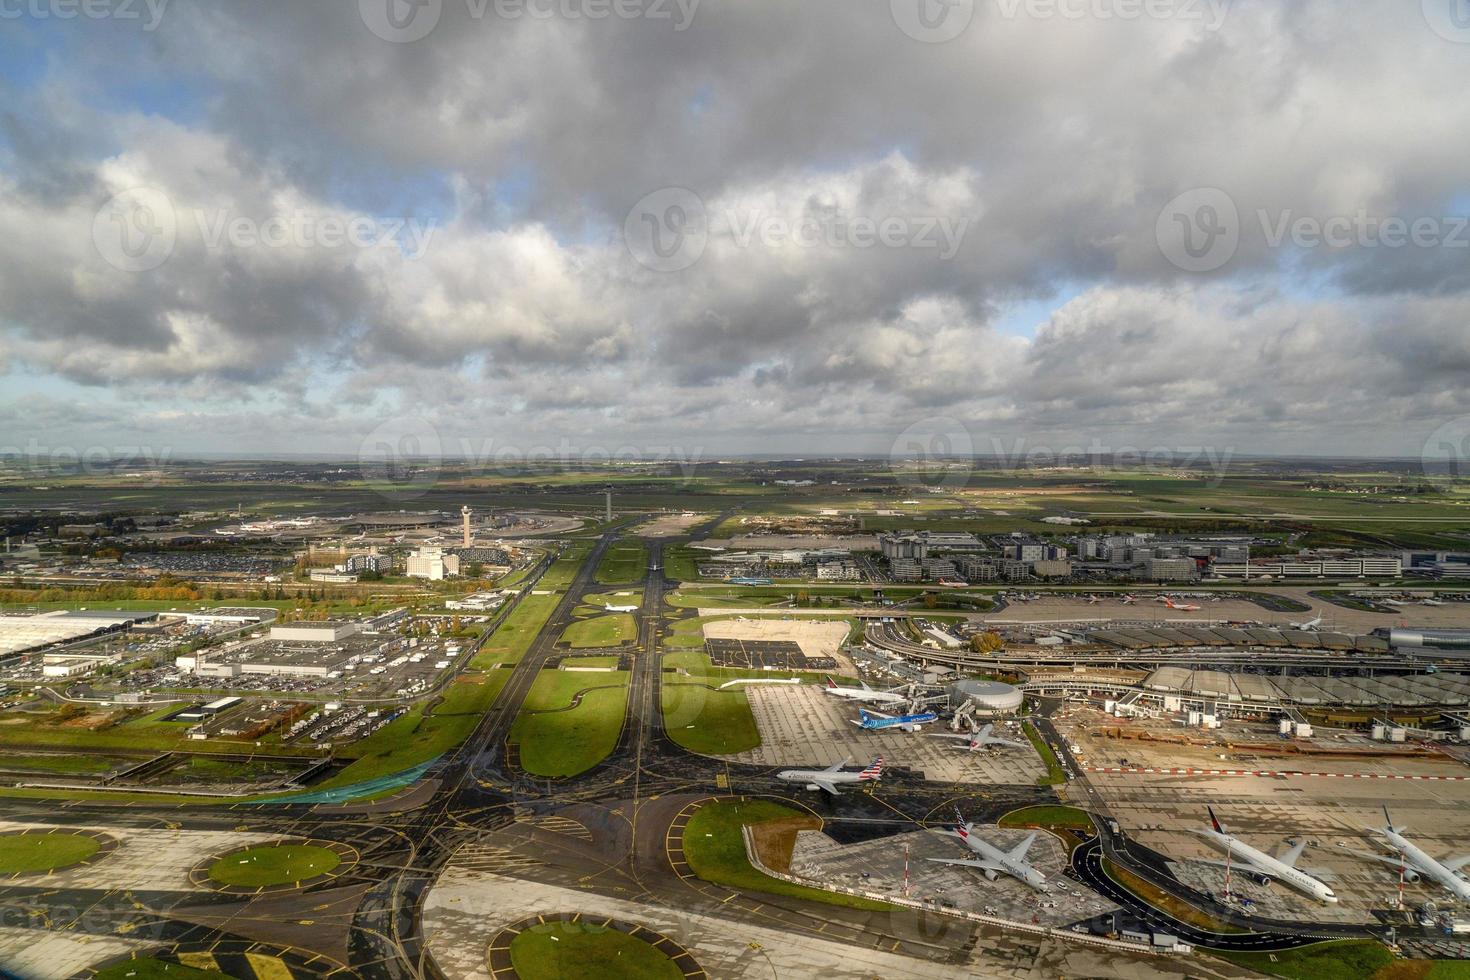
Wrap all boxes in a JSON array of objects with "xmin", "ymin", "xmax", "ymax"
[
  {"xmin": 1382, "ymin": 829, "xmax": 1470, "ymax": 902},
  {"xmin": 1202, "ymin": 831, "xmax": 1337, "ymax": 903}
]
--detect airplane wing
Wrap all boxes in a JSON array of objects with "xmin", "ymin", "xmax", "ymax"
[
  {"xmin": 1276, "ymin": 839, "xmax": 1308, "ymax": 868},
  {"xmin": 1007, "ymin": 832, "xmax": 1038, "ymax": 861},
  {"xmin": 864, "ymin": 709, "xmax": 894, "ymax": 719},
  {"xmin": 927, "ymin": 858, "xmax": 1007, "ymax": 873},
  {"xmin": 927, "ymin": 733, "xmax": 973, "ymax": 741},
  {"xmin": 822, "ymin": 758, "xmax": 851, "ymax": 773},
  {"xmin": 1443, "ymin": 854, "xmax": 1470, "ymax": 874},
  {"xmin": 810, "ymin": 779, "xmax": 842, "ymax": 795},
  {"xmin": 1195, "ymin": 857, "xmax": 1279, "ymax": 879},
  {"xmin": 975, "ymin": 724, "xmax": 994, "ymax": 739}
]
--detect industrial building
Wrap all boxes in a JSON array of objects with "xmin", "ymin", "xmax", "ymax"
[
  {"xmin": 1210, "ymin": 557, "xmax": 1403, "ymax": 578},
  {"xmin": 0, "ymin": 609, "xmax": 157, "ymax": 659},
  {"xmin": 270, "ymin": 621, "xmax": 361, "ymax": 643},
  {"xmin": 878, "ymin": 531, "xmax": 983, "ymax": 560}
]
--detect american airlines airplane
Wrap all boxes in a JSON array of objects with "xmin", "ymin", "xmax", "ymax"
[
  {"xmin": 775, "ymin": 756, "xmax": 883, "ymax": 795},
  {"xmin": 928, "ymin": 810, "xmax": 1049, "ymax": 891},
  {"xmin": 1195, "ymin": 807, "xmax": 1338, "ymax": 903},
  {"xmin": 1363, "ymin": 808, "xmax": 1470, "ymax": 902},
  {"xmin": 821, "ymin": 677, "xmax": 911, "ymax": 706},
  {"xmin": 930, "ymin": 723, "xmax": 1029, "ymax": 751}
]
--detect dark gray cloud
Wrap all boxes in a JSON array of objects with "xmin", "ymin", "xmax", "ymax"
[{"xmin": 1, "ymin": 0, "xmax": 1469, "ymax": 456}]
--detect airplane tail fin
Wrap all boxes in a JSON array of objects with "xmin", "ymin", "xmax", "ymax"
[
  {"xmin": 1208, "ymin": 806, "xmax": 1224, "ymax": 835},
  {"xmin": 1383, "ymin": 806, "xmax": 1398, "ymax": 833},
  {"xmin": 859, "ymin": 756, "xmax": 883, "ymax": 780}
]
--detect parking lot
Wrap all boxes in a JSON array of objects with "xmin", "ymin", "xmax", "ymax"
[{"xmin": 722, "ymin": 685, "xmax": 1046, "ymax": 784}]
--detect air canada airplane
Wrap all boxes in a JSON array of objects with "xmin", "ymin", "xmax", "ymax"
[
  {"xmin": 930, "ymin": 723, "xmax": 1029, "ymax": 751},
  {"xmin": 1360, "ymin": 807, "xmax": 1470, "ymax": 902},
  {"xmin": 775, "ymin": 757, "xmax": 883, "ymax": 795},
  {"xmin": 821, "ymin": 677, "xmax": 911, "ymax": 706},
  {"xmin": 928, "ymin": 809, "xmax": 1049, "ymax": 891},
  {"xmin": 1195, "ymin": 807, "xmax": 1338, "ymax": 903}
]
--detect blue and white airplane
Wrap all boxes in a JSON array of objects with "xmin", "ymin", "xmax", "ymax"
[{"xmin": 852, "ymin": 708, "xmax": 938, "ymax": 732}]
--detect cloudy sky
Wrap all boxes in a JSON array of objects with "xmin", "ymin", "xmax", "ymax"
[{"xmin": 3, "ymin": 0, "xmax": 1470, "ymax": 462}]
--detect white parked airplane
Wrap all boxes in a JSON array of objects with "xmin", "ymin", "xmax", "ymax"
[
  {"xmin": 603, "ymin": 604, "xmax": 639, "ymax": 613},
  {"xmin": 775, "ymin": 756, "xmax": 883, "ymax": 796},
  {"xmin": 930, "ymin": 723, "xmax": 1029, "ymax": 752},
  {"xmin": 821, "ymin": 677, "xmax": 910, "ymax": 706},
  {"xmin": 1161, "ymin": 597, "xmax": 1202, "ymax": 612},
  {"xmin": 928, "ymin": 810, "xmax": 1049, "ymax": 892},
  {"xmin": 1195, "ymin": 807, "xmax": 1338, "ymax": 903},
  {"xmin": 1362, "ymin": 807, "xmax": 1470, "ymax": 902},
  {"xmin": 1290, "ymin": 614, "xmax": 1323, "ymax": 630}
]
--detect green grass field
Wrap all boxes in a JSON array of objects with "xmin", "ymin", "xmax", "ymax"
[
  {"xmin": 509, "ymin": 921, "xmax": 682, "ymax": 980},
  {"xmin": 510, "ymin": 670, "xmax": 630, "ymax": 777},
  {"xmin": 1022, "ymin": 722, "xmax": 1066, "ymax": 786},
  {"xmin": 682, "ymin": 799, "xmax": 892, "ymax": 911},
  {"xmin": 662, "ymin": 683, "xmax": 761, "ymax": 754},
  {"xmin": 93, "ymin": 958, "xmax": 229, "ymax": 980},
  {"xmin": 595, "ymin": 540, "xmax": 648, "ymax": 584},
  {"xmin": 998, "ymin": 805, "xmax": 1091, "ymax": 829},
  {"xmin": 561, "ymin": 613, "xmax": 637, "ymax": 648},
  {"xmin": 1213, "ymin": 940, "xmax": 1393, "ymax": 980},
  {"xmin": 207, "ymin": 843, "xmax": 340, "ymax": 887},
  {"xmin": 0, "ymin": 831, "xmax": 100, "ymax": 873}
]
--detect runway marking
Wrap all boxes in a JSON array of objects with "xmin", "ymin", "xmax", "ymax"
[{"xmin": 1085, "ymin": 766, "xmax": 1470, "ymax": 781}]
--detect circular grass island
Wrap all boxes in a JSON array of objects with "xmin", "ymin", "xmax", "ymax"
[
  {"xmin": 207, "ymin": 843, "xmax": 341, "ymax": 888},
  {"xmin": 509, "ymin": 921, "xmax": 684, "ymax": 980},
  {"xmin": 93, "ymin": 957, "xmax": 229, "ymax": 980},
  {"xmin": 0, "ymin": 830, "xmax": 101, "ymax": 875}
]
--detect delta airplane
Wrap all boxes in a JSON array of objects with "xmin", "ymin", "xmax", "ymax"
[
  {"xmin": 775, "ymin": 756, "xmax": 883, "ymax": 795},
  {"xmin": 1195, "ymin": 807, "xmax": 1337, "ymax": 903},
  {"xmin": 930, "ymin": 723, "xmax": 1029, "ymax": 751},
  {"xmin": 928, "ymin": 810, "xmax": 1049, "ymax": 891},
  {"xmin": 853, "ymin": 708, "xmax": 938, "ymax": 732},
  {"xmin": 821, "ymin": 677, "xmax": 911, "ymax": 706},
  {"xmin": 1362, "ymin": 808, "xmax": 1470, "ymax": 902}
]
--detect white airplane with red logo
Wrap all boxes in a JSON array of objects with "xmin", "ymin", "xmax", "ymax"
[{"xmin": 1160, "ymin": 597, "xmax": 1202, "ymax": 612}]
